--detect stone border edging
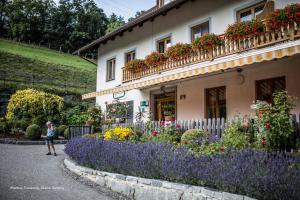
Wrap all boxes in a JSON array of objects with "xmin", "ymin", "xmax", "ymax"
[
  {"xmin": 64, "ymin": 158, "xmax": 256, "ymax": 200},
  {"xmin": 0, "ymin": 138, "xmax": 67, "ymax": 145}
]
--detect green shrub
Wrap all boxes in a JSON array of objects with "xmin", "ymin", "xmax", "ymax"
[
  {"xmin": 68, "ymin": 113, "xmax": 88, "ymax": 125},
  {"xmin": 12, "ymin": 119, "xmax": 30, "ymax": 131},
  {"xmin": 26, "ymin": 124, "xmax": 41, "ymax": 140},
  {"xmin": 64, "ymin": 128, "xmax": 69, "ymax": 139},
  {"xmin": 0, "ymin": 118, "xmax": 12, "ymax": 133},
  {"xmin": 57, "ymin": 125, "xmax": 68, "ymax": 136},
  {"xmin": 223, "ymin": 124, "xmax": 249, "ymax": 149},
  {"xmin": 6, "ymin": 89, "xmax": 64, "ymax": 128},
  {"xmin": 11, "ymin": 128, "xmax": 25, "ymax": 136},
  {"xmin": 181, "ymin": 129, "xmax": 207, "ymax": 146},
  {"xmin": 193, "ymin": 142, "xmax": 223, "ymax": 155}
]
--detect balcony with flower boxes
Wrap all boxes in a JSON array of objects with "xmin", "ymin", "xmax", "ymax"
[{"xmin": 122, "ymin": 4, "xmax": 300, "ymax": 83}]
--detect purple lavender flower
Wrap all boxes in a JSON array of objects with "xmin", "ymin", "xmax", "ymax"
[{"xmin": 65, "ymin": 138, "xmax": 300, "ymax": 200}]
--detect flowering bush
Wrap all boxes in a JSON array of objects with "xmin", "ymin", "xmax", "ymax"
[
  {"xmin": 104, "ymin": 127, "xmax": 134, "ymax": 141},
  {"xmin": 65, "ymin": 137, "xmax": 300, "ymax": 200},
  {"xmin": 124, "ymin": 59, "xmax": 147, "ymax": 72},
  {"xmin": 192, "ymin": 34, "xmax": 224, "ymax": 51},
  {"xmin": 225, "ymin": 20, "xmax": 265, "ymax": 40},
  {"xmin": 222, "ymin": 123, "xmax": 249, "ymax": 149},
  {"xmin": 145, "ymin": 51, "xmax": 167, "ymax": 68},
  {"xmin": 165, "ymin": 43, "xmax": 193, "ymax": 61},
  {"xmin": 267, "ymin": 4, "xmax": 300, "ymax": 30},
  {"xmin": 254, "ymin": 91, "xmax": 297, "ymax": 150},
  {"xmin": 6, "ymin": 89, "xmax": 64, "ymax": 129}
]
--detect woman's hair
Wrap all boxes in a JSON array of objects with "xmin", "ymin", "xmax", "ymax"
[{"xmin": 46, "ymin": 121, "xmax": 52, "ymax": 126}]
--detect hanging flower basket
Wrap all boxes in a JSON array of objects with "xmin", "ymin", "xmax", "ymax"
[
  {"xmin": 165, "ymin": 43, "xmax": 193, "ymax": 61},
  {"xmin": 145, "ymin": 51, "xmax": 167, "ymax": 68},
  {"xmin": 125, "ymin": 59, "xmax": 147, "ymax": 72}
]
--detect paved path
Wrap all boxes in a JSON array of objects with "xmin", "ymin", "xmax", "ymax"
[{"xmin": 0, "ymin": 144, "xmax": 118, "ymax": 200}]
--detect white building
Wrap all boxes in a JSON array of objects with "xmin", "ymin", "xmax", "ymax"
[{"xmin": 76, "ymin": 0, "xmax": 300, "ymax": 123}]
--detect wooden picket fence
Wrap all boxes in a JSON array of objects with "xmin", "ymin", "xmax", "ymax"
[
  {"xmin": 68, "ymin": 125, "xmax": 94, "ymax": 139},
  {"xmin": 101, "ymin": 118, "xmax": 227, "ymax": 136},
  {"xmin": 68, "ymin": 114, "xmax": 300, "ymax": 139}
]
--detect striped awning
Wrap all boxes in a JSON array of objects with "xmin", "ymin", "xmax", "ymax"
[{"xmin": 82, "ymin": 45, "xmax": 300, "ymax": 100}]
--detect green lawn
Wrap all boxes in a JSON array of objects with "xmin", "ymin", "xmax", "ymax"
[
  {"xmin": 0, "ymin": 39, "xmax": 96, "ymax": 95},
  {"xmin": 0, "ymin": 39, "xmax": 96, "ymax": 71}
]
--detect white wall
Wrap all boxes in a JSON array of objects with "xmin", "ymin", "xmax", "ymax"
[{"xmin": 176, "ymin": 55, "xmax": 300, "ymax": 120}]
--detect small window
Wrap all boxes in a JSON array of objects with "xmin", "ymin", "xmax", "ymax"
[
  {"xmin": 157, "ymin": 37, "xmax": 171, "ymax": 53},
  {"xmin": 106, "ymin": 58, "xmax": 116, "ymax": 82},
  {"xmin": 237, "ymin": 2, "xmax": 266, "ymax": 22},
  {"xmin": 125, "ymin": 50, "xmax": 136, "ymax": 64},
  {"xmin": 206, "ymin": 86, "xmax": 226, "ymax": 119},
  {"xmin": 191, "ymin": 21, "xmax": 209, "ymax": 42},
  {"xmin": 256, "ymin": 77, "xmax": 286, "ymax": 103}
]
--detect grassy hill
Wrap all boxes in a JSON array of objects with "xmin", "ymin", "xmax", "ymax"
[{"xmin": 0, "ymin": 39, "xmax": 96, "ymax": 95}]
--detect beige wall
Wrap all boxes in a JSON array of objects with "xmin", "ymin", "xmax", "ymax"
[{"xmin": 176, "ymin": 55, "xmax": 300, "ymax": 120}]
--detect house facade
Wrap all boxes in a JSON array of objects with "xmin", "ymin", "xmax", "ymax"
[{"xmin": 77, "ymin": 0, "xmax": 300, "ymax": 122}]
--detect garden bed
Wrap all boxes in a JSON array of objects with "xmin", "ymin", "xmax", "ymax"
[{"xmin": 65, "ymin": 137, "xmax": 300, "ymax": 200}]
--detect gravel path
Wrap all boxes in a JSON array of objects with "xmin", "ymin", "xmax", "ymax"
[{"xmin": 0, "ymin": 144, "xmax": 124, "ymax": 200}]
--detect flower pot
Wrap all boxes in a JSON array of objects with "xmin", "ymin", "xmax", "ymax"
[
  {"xmin": 165, "ymin": 116, "xmax": 174, "ymax": 121},
  {"xmin": 256, "ymin": 109, "xmax": 269, "ymax": 118}
]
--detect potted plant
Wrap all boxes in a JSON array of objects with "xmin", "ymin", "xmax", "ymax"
[
  {"xmin": 162, "ymin": 104, "xmax": 175, "ymax": 121},
  {"xmin": 225, "ymin": 19, "xmax": 265, "ymax": 41},
  {"xmin": 266, "ymin": 4, "xmax": 300, "ymax": 31},
  {"xmin": 192, "ymin": 33, "xmax": 224, "ymax": 51},
  {"xmin": 165, "ymin": 43, "xmax": 193, "ymax": 61},
  {"xmin": 250, "ymin": 100, "xmax": 271, "ymax": 117},
  {"xmin": 125, "ymin": 59, "xmax": 147, "ymax": 72},
  {"xmin": 145, "ymin": 51, "xmax": 167, "ymax": 68}
]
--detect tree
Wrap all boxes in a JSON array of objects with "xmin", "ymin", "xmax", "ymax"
[
  {"xmin": 106, "ymin": 13, "xmax": 125, "ymax": 34},
  {"xmin": 70, "ymin": 0, "xmax": 107, "ymax": 51},
  {"xmin": 0, "ymin": 0, "xmax": 9, "ymax": 37},
  {"xmin": 128, "ymin": 10, "xmax": 146, "ymax": 22},
  {"xmin": 6, "ymin": 0, "xmax": 55, "ymax": 43},
  {"xmin": 49, "ymin": 0, "xmax": 74, "ymax": 50}
]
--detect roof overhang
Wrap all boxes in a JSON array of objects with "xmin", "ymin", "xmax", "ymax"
[
  {"xmin": 82, "ymin": 43, "xmax": 300, "ymax": 100},
  {"xmin": 73, "ymin": 0, "xmax": 190, "ymax": 55}
]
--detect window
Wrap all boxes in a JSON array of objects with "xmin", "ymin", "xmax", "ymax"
[
  {"xmin": 191, "ymin": 21, "xmax": 209, "ymax": 42},
  {"xmin": 237, "ymin": 2, "xmax": 266, "ymax": 22},
  {"xmin": 125, "ymin": 50, "xmax": 135, "ymax": 64},
  {"xmin": 206, "ymin": 86, "xmax": 226, "ymax": 119},
  {"xmin": 106, "ymin": 58, "xmax": 116, "ymax": 81},
  {"xmin": 157, "ymin": 37, "xmax": 171, "ymax": 53},
  {"xmin": 256, "ymin": 77, "xmax": 286, "ymax": 103}
]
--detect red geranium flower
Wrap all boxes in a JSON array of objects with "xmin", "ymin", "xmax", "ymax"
[
  {"xmin": 151, "ymin": 130, "xmax": 158, "ymax": 137},
  {"xmin": 176, "ymin": 124, "xmax": 181, "ymax": 129},
  {"xmin": 160, "ymin": 121, "xmax": 165, "ymax": 126},
  {"xmin": 265, "ymin": 122, "xmax": 271, "ymax": 129},
  {"xmin": 261, "ymin": 137, "xmax": 267, "ymax": 146}
]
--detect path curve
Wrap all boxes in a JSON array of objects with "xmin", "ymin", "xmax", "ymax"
[{"xmin": 0, "ymin": 144, "xmax": 120, "ymax": 200}]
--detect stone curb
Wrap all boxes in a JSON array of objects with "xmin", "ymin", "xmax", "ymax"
[
  {"xmin": 0, "ymin": 138, "xmax": 68, "ymax": 145},
  {"xmin": 64, "ymin": 158, "xmax": 257, "ymax": 200}
]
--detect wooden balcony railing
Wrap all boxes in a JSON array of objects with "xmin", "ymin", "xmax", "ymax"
[{"xmin": 122, "ymin": 22, "xmax": 300, "ymax": 83}]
